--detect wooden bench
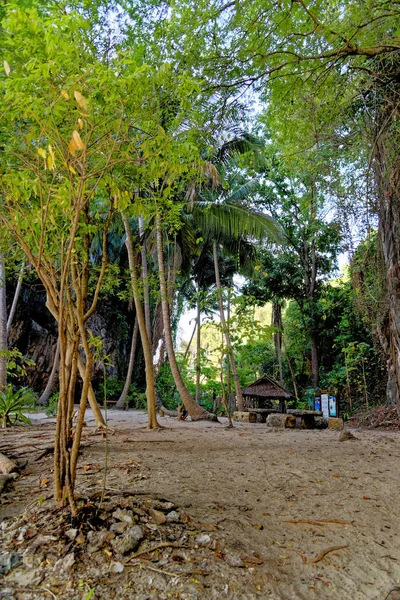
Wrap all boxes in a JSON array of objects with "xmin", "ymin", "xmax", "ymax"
[{"xmin": 286, "ymin": 409, "xmax": 323, "ymax": 429}]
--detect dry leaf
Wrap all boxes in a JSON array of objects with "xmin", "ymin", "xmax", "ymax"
[
  {"xmin": 4, "ymin": 60, "xmax": 10, "ymax": 76},
  {"xmin": 40, "ymin": 478, "xmax": 49, "ymax": 486},
  {"xmin": 72, "ymin": 130, "xmax": 84, "ymax": 150},
  {"xmin": 61, "ymin": 89, "xmax": 69, "ymax": 100},
  {"xmin": 74, "ymin": 90, "xmax": 88, "ymax": 112},
  {"xmin": 77, "ymin": 118, "xmax": 84, "ymax": 130},
  {"xmin": 332, "ymin": 474, "xmax": 340, "ymax": 478}
]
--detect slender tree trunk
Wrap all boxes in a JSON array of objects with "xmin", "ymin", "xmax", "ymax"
[
  {"xmin": 282, "ymin": 336, "xmax": 299, "ymax": 400},
  {"xmin": 272, "ymin": 303, "xmax": 283, "ymax": 384},
  {"xmin": 0, "ymin": 255, "xmax": 7, "ymax": 392},
  {"xmin": 155, "ymin": 213, "xmax": 216, "ymax": 421},
  {"xmin": 115, "ymin": 317, "xmax": 139, "ymax": 409},
  {"xmin": 195, "ymin": 295, "xmax": 201, "ymax": 404},
  {"xmin": 213, "ymin": 241, "xmax": 244, "ymax": 411},
  {"xmin": 310, "ymin": 333, "xmax": 319, "ymax": 390},
  {"xmin": 6, "ymin": 260, "xmax": 25, "ymax": 334},
  {"xmin": 38, "ymin": 337, "xmax": 60, "ymax": 405},
  {"xmin": 77, "ymin": 356, "xmax": 106, "ymax": 428},
  {"xmin": 139, "ymin": 216, "xmax": 152, "ymax": 341},
  {"xmin": 183, "ymin": 321, "xmax": 197, "ymax": 360},
  {"xmin": 123, "ymin": 215, "xmax": 160, "ymax": 428},
  {"xmin": 226, "ymin": 291, "xmax": 232, "ymax": 399}
]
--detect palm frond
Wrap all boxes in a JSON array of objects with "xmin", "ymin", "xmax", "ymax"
[{"xmin": 190, "ymin": 200, "xmax": 283, "ymax": 245}]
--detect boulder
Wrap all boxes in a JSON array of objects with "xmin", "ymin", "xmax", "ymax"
[{"xmin": 328, "ymin": 417, "xmax": 344, "ymax": 431}]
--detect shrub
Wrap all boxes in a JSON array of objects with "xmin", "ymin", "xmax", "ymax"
[{"xmin": 0, "ymin": 385, "xmax": 36, "ymax": 428}]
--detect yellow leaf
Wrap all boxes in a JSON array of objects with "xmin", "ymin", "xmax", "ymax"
[
  {"xmin": 72, "ymin": 130, "xmax": 84, "ymax": 150},
  {"xmin": 47, "ymin": 144, "xmax": 55, "ymax": 170},
  {"xmin": 68, "ymin": 165, "xmax": 77, "ymax": 174},
  {"xmin": 3, "ymin": 60, "xmax": 10, "ymax": 76},
  {"xmin": 77, "ymin": 118, "xmax": 84, "ymax": 129},
  {"xmin": 68, "ymin": 139, "xmax": 77, "ymax": 156},
  {"xmin": 61, "ymin": 89, "xmax": 69, "ymax": 100},
  {"xmin": 74, "ymin": 90, "xmax": 88, "ymax": 112},
  {"xmin": 38, "ymin": 148, "xmax": 47, "ymax": 159}
]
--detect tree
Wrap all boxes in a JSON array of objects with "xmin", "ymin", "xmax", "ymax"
[{"xmin": 0, "ymin": 3, "xmax": 179, "ymax": 509}]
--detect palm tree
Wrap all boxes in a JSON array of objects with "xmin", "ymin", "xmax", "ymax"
[
  {"xmin": 155, "ymin": 212, "xmax": 217, "ymax": 421},
  {"xmin": 189, "ymin": 176, "xmax": 283, "ymax": 411}
]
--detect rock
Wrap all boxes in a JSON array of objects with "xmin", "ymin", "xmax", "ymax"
[
  {"xmin": 166, "ymin": 511, "xmax": 180, "ymax": 523},
  {"xmin": 314, "ymin": 417, "xmax": 329, "ymax": 429},
  {"xmin": 148, "ymin": 508, "xmax": 167, "ymax": 525},
  {"xmin": 328, "ymin": 417, "xmax": 344, "ymax": 431},
  {"xmin": 110, "ymin": 521, "xmax": 128, "ymax": 534},
  {"xmin": 112, "ymin": 508, "xmax": 134, "ymax": 524},
  {"xmin": 111, "ymin": 525, "xmax": 144, "ymax": 555},
  {"xmin": 233, "ymin": 411, "xmax": 257, "ymax": 423},
  {"xmin": 195, "ymin": 534, "xmax": 211, "ymax": 546},
  {"xmin": 54, "ymin": 552, "xmax": 75, "ymax": 572},
  {"xmin": 223, "ymin": 550, "xmax": 244, "ymax": 568},
  {"xmin": 266, "ymin": 414, "xmax": 296, "ymax": 429},
  {"xmin": 9, "ymin": 568, "xmax": 43, "ymax": 586},
  {"xmin": 110, "ymin": 561, "xmax": 124, "ymax": 574},
  {"xmin": 147, "ymin": 499, "xmax": 176, "ymax": 513},
  {"xmin": 0, "ymin": 552, "xmax": 22, "ymax": 575},
  {"xmin": 87, "ymin": 530, "xmax": 115, "ymax": 554},
  {"xmin": 0, "ymin": 473, "xmax": 17, "ymax": 494},
  {"xmin": 0, "ymin": 453, "xmax": 18, "ymax": 474},
  {"xmin": 65, "ymin": 528, "xmax": 78, "ymax": 541},
  {"xmin": 339, "ymin": 429, "xmax": 359, "ymax": 441}
]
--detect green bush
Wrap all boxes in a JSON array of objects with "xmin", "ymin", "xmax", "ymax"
[
  {"xmin": 45, "ymin": 392, "xmax": 59, "ymax": 417},
  {"xmin": 0, "ymin": 385, "xmax": 36, "ymax": 428}
]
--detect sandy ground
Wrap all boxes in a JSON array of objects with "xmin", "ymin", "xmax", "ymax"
[{"xmin": 1, "ymin": 409, "xmax": 400, "ymax": 600}]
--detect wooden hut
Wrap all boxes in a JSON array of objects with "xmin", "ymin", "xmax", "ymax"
[{"xmin": 241, "ymin": 376, "xmax": 293, "ymax": 413}]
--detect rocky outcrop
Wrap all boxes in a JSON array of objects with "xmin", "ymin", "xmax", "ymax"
[{"xmin": 7, "ymin": 278, "xmax": 135, "ymax": 393}]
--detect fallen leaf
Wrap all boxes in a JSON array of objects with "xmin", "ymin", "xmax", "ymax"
[
  {"xmin": 362, "ymin": 496, "xmax": 371, "ymax": 500},
  {"xmin": 332, "ymin": 474, "xmax": 340, "ymax": 478},
  {"xmin": 4, "ymin": 60, "xmax": 10, "ymax": 76}
]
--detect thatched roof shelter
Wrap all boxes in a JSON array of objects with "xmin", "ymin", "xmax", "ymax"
[{"xmin": 241, "ymin": 376, "xmax": 293, "ymax": 410}]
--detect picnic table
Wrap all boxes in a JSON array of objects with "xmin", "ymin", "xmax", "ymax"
[{"xmin": 286, "ymin": 409, "xmax": 323, "ymax": 429}]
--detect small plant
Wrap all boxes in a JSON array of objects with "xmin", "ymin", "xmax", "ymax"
[
  {"xmin": 0, "ymin": 385, "xmax": 36, "ymax": 428},
  {"xmin": 45, "ymin": 392, "xmax": 59, "ymax": 417}
]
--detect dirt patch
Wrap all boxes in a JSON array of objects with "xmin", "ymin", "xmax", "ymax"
[{"xmin": 1, "ymin": 410, "xmax": 400, "ymax": 599}]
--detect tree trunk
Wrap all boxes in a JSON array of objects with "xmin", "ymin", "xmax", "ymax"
[
  {"xmin": 213, "ymin": 241, "xmax": 244, "ymax": 411},
  {"xmin": 139, "ymin": 216, "xmax": 152, "ymax": 342},
  {"xmin": 123, "ymin": 215, "xmax": 160, "ymax": 428},
  {"xmin": 38, "ymin": 337, "xmax": 60, "ymax": 405},
  {"xmin": 183, "ymin": 320, "xmax": 197, "ymax": 360},
  {"xmin": 272, "ymin": 302, "xmax": 283, "ymax": 385},
  {"xmin": 195, "ymin": 295, "xmax": 201, "ymax": 404},
  {"xmin": 7, "ymin": 261, "xmax": 25, "ymax": 334},
  {"xmin": 282, "ymin": 336, "xmax": 299, "ymax": 400},
  {"xmin": 115, "ymin": 316, "xmax": 139, "ymax": 409},
  {"xmin": 76, "ymin": 356, "xmax": 106, "ymax": 428},
  {"xmin": 0, "ymin": 255, "xmax": 7, "ymax": 392},
  {"xmin": 310, "ymin": 332, "xmax": 319, "ymax": 390},
  {"xmin": 155, "ymin": 213, "xmax": 216, "ymax": 421}
]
